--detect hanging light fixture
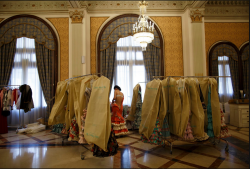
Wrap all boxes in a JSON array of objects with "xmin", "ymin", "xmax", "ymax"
[{"xmin": 132, "ymin": 0, "xmax": 154, "ymax": 51}]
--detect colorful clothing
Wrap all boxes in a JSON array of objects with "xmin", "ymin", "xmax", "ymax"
[
  {"xmin": 220, "ymin": 109, "xmax": 231, "ymax": 138},
  {"xmin": 132, "ymin": 90, "xmax": 142, "ymax": 129},
  {"xmin": 141, "ymin": 117, "xmax": 164, "ymax": 145},
  {"xmin": 51, "ymin": 123, "xmax": 64, "ymax": 134},
  {"xmin": 91, "ymin": 127, "xmax": 119, "ymax": 157},
  {"xmin": 207, "ymin": 86, "xmax": 214, "ymax": 137},
  {"xmin": 78, "ymin": 109, "xmax": 87, "ymax": 144},
  {"xmin": 162, "ymin": 113, "xmax": 171, "ymax": 140},
  {"xmin": 183, "ymin": 111, "xmax": 194, "ymax": 140},
  {"xmin": 68, "ymin": 116, "xmax": 79, "ymax": 141},
  {"xmin": 111, "ymin": 99, "xmax": 129, "ymax": 136}
]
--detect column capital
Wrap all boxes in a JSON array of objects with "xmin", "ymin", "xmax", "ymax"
[
  {"xmin": 190, "ymin": 8, "xmax": 205, "ymax": 23},
  {"xmin": 69, "ymin": 9, "xmax": 84, "ymax": 24}
]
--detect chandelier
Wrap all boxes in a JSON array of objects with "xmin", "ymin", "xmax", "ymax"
[{"xmin": 132, "ymin": 0, "xmax": 154, "ymax": 51}]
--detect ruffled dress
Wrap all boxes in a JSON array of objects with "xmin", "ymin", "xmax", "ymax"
[
  {"xmin": 132, "ymin": 90, "xmax": 142, "ymax": 129},
  {"xmin": 161, "ymin": 113, "xmax": 171, "ymax": 140},
  {"xmin": 183, "ymin": 111, "xmax": 194, "ymax": 140},
  {"xmin": 220, "ymin": 108, "xmax": 231, "ymax": 138},
  {"xmin": 111, "ymin": 99, "xmax": 129, "ymax": 136},
  {"xmin": 68, "ymin": 116, "xmax": 79, "ymax": 141},
  {"xmin": 91, "ymin": 127, "xmax": 119, "ymax": 157},
  {"xmin": 141, "ymin": 117, "xmax": 164, "ymax": 145},
  {"xmin": 207, "ymin": 86, "xmax": 214, "ymax": 137},
  {"xmin": 51, "ymin": 123, "xmax": 64, "ymax": 134}
]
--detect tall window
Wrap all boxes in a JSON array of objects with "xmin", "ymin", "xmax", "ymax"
[
  {"xmin": 110, "ymin": 36, "xmax": 146, "ymax": 106},
  {"xmin": 8, "ymin": 37, "xmax": 47, "ymax": 126},
  {"xmin": 218, "ymin": 56, "xmax": 234, "ymax": 103}
]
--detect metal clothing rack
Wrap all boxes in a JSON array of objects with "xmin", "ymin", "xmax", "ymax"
[
  {"xmin": 0, "ymin": 85, "xmax": 23, "ymax": 131},
  {"xmin": 52, "ymin": 73, "xmax": 102, "ymax": 160},
  {"xmin": 136, "ymin": 76, "xmax": 230, "ymax": 154}
]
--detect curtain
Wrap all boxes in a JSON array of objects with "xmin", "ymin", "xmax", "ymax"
[
  {"xmin": 142, "ymin": 43, "xmax": 161, "ymax": 81},
  {"xmin": 229, "ymin": 57, "xmax": 239, "ymax": 99},
  {"xmin": 241, "ymin": 45, "xmax": 249, "ymax": 99},
  {"xmin": 101, "ymin": 43, "xmax": 117, "ymax": 89},
  {"xmin": 8, "ymin": 37, "xmax": 47, "ymax": 127},
  {"xmin": 0, "ymin": 39, "xmax": 17, "ymax": 86},
  {"xmin": 35, "ymin": 42, "xmax": 53, "ymax": 122},
  {"xmin": 111, "ymin": 36, "xmax": 147, "ymax": 106},
  {"xmin": 218, "ymin": 56, "xmax": 234, "ymax": 103}
]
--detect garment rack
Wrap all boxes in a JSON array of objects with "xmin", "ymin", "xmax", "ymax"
[
  {"xmin": 0, "ymin": 85, "xmax": 22, "ymax": 131},
  {"xmin": 52, "ymin": 73, "xmax": 102, "ymax": 160},
  {"xmin": 136, "ymin": 76, "xmax": 230, "ymax": 154}
]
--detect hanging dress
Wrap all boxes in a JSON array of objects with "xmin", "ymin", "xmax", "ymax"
[
  {"xmin": 207, "ymin": 86, "xmax": 214, "ymax": 137},
  {"xmin": 111, "ymin": 96, "xmax": 129, "ymax": 136},
  {"xmin": 133, "ymin": 89, "xmax": 142, "ymax": 129},
  {"xmin": 141, "ymin": 116, "xmax": 164, "ymax": 146},
  {"xmin": 0, "ymin": 89, "xmax": 8, "ymax": 134},
  {"xmin": 220, "ymin": 108, "xmax": 231, "ymax": 138}
]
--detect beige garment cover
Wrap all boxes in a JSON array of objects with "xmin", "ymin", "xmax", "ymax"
[
  {"xmin": 186, "ymin": 78, "xmax": 205, "ymax": 137},
  {"xmin": 75, "ymin": 76, "xmax": 98, "ymax": 128},
  {"xmin": 127, "ymin": 84, "xmax": 140, "ymax": 121},
  {"xmin": 199, "ymin": 78, "xmax": 221, "ymax": 137},
  {"xmin": 84, "ymin": 76, "xmax": 111, "ymax": 151},
  {"xmin": 48, "ymin": 81, "xmax": 68, "ymax": 125},
  {"xmin": 139, "ymin": 79, "xmax": 161, "ymax": 140},
  {"xmin": 168, "ymin": 78, "xmax": 190, "ymax": 138},
  {"xmin": 158, "ymin": 78, "xmax": 169, "ymax": 128}
]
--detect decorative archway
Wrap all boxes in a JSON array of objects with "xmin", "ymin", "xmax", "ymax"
[
  {"xmin": 97, "ymin": 14, "xmax": 164, "ymax": 81},
  {"xmin": 0, "ymin": 14, "xmax": 59, "ymax": 117}
]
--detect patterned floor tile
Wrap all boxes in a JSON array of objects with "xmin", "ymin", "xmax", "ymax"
[
  {"xmin": 134, "ymin": 149, "xmax": 143, "ymax": 156},
  {"xmin": 128, "ymin": 134, "xmax": 141, "ymax": 139},
  {"xmin": 116, "ymin": 137, "xmax": 139, "ymax": 145},
  {"xmin": 180, "ymin": 152, "xmax": 217, "ymax": 167},
  {"xmin": 131, "ymin": 142, "xmax": 158, "ymax": 151},
  {"xmin": 192, "ymin": 145, "xmax": 223, "ymax": 157},
  {"xmin": 239, "ymin": 128, "xmax": 249, "ymax": 132},
  {"xmin": 168, "ymin": 162, "xmax": 197, "ymax": 168},
  {"xmin": 151, "ymin": 146, "xmax": 184, "ymax": 158},
  {"xmin": 218, "ymin": 160, "xmax": 248, "ymax": 168},
  {"xmin": 10, "ymin": 139, "xmax": 38, "ymax": 144},
  {"xmin": 5, "ymin": 135, "xmax": 30, "ymax": 142},
  {"xmin": 137, "ymin": 153, "xmax": 170, "ymax": 168},
  {"xmin": 0, "ymin": 132, "xmax": 17, "ymax": 138},
  {"xmin": 34, "ymin": 135, "xmax": 61, "ymax": 141}
]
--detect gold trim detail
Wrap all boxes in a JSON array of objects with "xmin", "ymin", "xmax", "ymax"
[
  {"xmin": 205, "ymin": 22, "xmax": 249, "ymax": 75},
  {"xmin": 0, "ymin": 18, "xmax": 4, "ymax": 23},
  {"xmin": 0, "ymin": 23, "xmax": 54, "ymax": 40},
  {"xmin": 190, "ymin": 8, "xmax": 204, "ymax": 23},
  {"xmin": 69, "ymin": 10, "xmax": 84, "ymax": 24},
  {"xmin": 150, "ymin": 16, "xmax": 183, "ymax": 76},
  {"xmin": 90, "ymin": 17, "xmax": 109, "ymax": 74},
  {"xmin": 47, "ymin": 18, "xmax": 69, "ymax": 81}
]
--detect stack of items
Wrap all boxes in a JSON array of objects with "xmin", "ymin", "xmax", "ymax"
[{"xmin": 17, "ymin": 122, "xmax": 46, "ymax": 134}]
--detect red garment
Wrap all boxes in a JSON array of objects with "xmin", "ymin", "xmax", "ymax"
[
  {"xmin": 0, "ymin": 90, "xmax": 8, "ymax": 134},
  {"xmin": 111, "ymin": 99, "xmax": 129, "ymax": 136}
]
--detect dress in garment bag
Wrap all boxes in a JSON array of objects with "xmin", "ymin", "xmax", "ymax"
[
  {"xmin": 84, "ymin": 76, "xmax": 111, "ymax": 151},
  {"xmin": 139, "ymin": 79, "xmax": 161, "ymax": 140},
  {"xmin": 200, "ymin": 78, "xmax": 221, "ymax": 138},
  {"xmin": 127, "ymin": 84, "xmax": 140, "ymax": 121}
]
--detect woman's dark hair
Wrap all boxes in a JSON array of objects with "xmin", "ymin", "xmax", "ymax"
[{"xmin": 114, "ymin": 85, "xmax": 121, "ymax": 91}]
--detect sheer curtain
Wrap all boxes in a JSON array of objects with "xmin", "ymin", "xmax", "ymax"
[
  {"xmin": 218, "ymin": 56, "xmax": 234, "ymax": 103},
  {"xmin": 8, "ymin": 37, "xmax": 47, "ymax": 127},
  {"xmin": 110, "ymin": 36, "xmax": 147, "ymax": 106}
]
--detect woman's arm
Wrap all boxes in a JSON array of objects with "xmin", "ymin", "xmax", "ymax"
[{"xmin": 112, "ymin": 90, "xmax": 117, "ymax": 103}]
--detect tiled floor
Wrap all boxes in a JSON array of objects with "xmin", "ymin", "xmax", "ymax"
[{"xmin": 0, "ymin": 124, "xmax": 248, "ymax": 168}]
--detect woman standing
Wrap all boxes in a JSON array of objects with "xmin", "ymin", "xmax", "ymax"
[{"xmin": 111, "ymin": 85, "xmax": 129, "ymax": 136}]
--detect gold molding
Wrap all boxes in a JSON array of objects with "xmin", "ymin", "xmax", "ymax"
[
  {"xmin": 0, "ymin": 18, "xmax": 4, "ymax": 23},
  {"xmin": 150, "ymin": 16, "xmax": 183, "ymax": 76},
  {"xmin": 205, "ymin": 22, "xmax": 249, "ymax": 75},
  {"xmin": 190, "ymin": 8, "xmax": 204, "ymax": 23},
  {"xmin": 47, "ymin": 18, "xmax": 69, "ymax": 81},
  {"xmin": 90, "ymin": 17, "xmax": 109, "ymax": 74},
  {"xmin": 69, "ymin": 10, "xmax": 84, "ymax": 24}
]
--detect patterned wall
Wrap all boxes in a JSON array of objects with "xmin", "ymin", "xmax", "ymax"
[
  {"xmin": 205, "ymin": 22, "xmax": 249, "ymax": 74},
  {"xmin": 90, "ymin": 17, "xmax": 109, "ymax": 74},
  {"xmin": 150, "ymin": 17, "xmax": 183, "ymax": 76},
  {"xmin": 47, "ymin": 18, "xmax": 69, "ymax": 81}
]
